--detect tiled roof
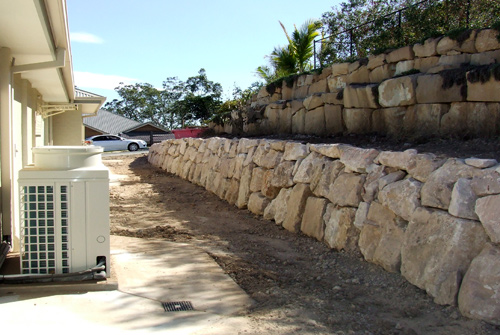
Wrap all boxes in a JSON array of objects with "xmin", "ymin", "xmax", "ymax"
[
  {"xmin": 83, "ymin": 109, "xmax": 142, "ymax": 135},
  {"xmin": 75, "ymin": 87, "xmax": 105, "ymax": 98}
]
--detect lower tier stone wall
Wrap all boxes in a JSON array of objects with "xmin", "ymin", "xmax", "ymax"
[{"xmin": 148, "ymin": 137, "xmax": 500, "ymax": 325}]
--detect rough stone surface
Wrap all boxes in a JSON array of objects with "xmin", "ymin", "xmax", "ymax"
[
  {"xmin": 475, "ymin": 29, "xmax": 500, "ymax": 53},
  {"xmin": 340, "ymin": 146, "xmax": 379, "ymax": 173},
  {"xmin": 448, "ymin": 178, "xmax": 479, "ymax": 220},
  {"xmin": 404, "ymin": 104, "xmax": 450, "ymax": 138},
  {"xmin": 327, "ymin": 173, "xmax": 365, "ymax": 207},
  {"xmin": 304, "ymin": 107, "xmax": 326, "ymax": 135},
  {"xmin": 343, "ymin": 108, "xmax": 373, "ymax": 134},
  {"xmin": 283, "ymin": 142, "xmax": 309, "ymax": 161},
  {"xmin": 379, "ymin": 178, "xmax": 422, "ymax": 222},
  {"xmin": 367, "ymin": 54, "xmax": 386, "ymax": 70},
  {"xmin": 360, "ymin": 202, "xmax": 406, "ymax": 272},
  {"xmin": 343, "ymin": 84, "xmax": 379, "ymax": 108},
  {"xmin": 377, "ymin": 149, "xmax": 417, "ymax": 171},
  {"xmin": 369, "ymin": 64, "xmax": 395, "ymax": 83},
  {"xmin": 261, "ymin": 169, "xmax": 280, "ymax": 199},
  {"xmin": 303, "ymin": 95, "xmax": 325, "ymax": 110},
  {"xmin": 324, "ymin": 104, "xmax": 344, "ymax": 134},
  {"xmin": 282, "ymin": 183, "xmax": 312, "ymax": 233},
  {"xmin": 421, "ymin": 159, "xmax": 480, "ymax": 210},
  {"xmin": 387, "ymin": 46, "xmax": 415, "ymax": 63},
  {"xmin": 467, "ymin": 76, "xmax": 500, "ymax": 102},
  {"xmin": 263, "ymin": 187, "xmax": 292, "ymax": 224},
  {"xmin": 413, "ymin": 37, "xmax": 439, "ymax": 57},
  {"xmin": 236, "ymin": 163, "xmax": 255, "ymax": 209},
  {"xmin": 378, "ymin": 75, "xmax": 418, "ymax": 107},
  {"xmin": 300, "ymin": 197, "xmax": 328, "ymax": 241},
  {"xmin": 458, "ymin": 243, "xmax": 500, "ymax": 325},
  {"xmin": 416, "ymin": 74, "xmax": 465, "ymax": 103},
  {"xmin": 323, "ymin": 204, "xmax": 358, "ymax": 251},
  {"xmin": 401, "ymin": 208, "xmax": 488, "ymax": 305},
  {"xmin": 354, "ymin": 202, "xmax": 370, "ymax": 230},
  {"xmin": 293, "ymin": 152, "xmax": 328, "ymax": 184},
  {"xmin": 312, "ymin": 160, "xmax": 343, "ymax": 198},
  {"xmin": 248, "ymin": 192, "xmax": 271, "ymax": 215},
  {"xmin": 407, "ymin": 153, "xmax": 446, "ymax": 182},
  {"xmin": 249, "ymin": 167, "xmax": 266, "ymax": 193},
  {"xmin": 464, "ymin": 158, "xmax": 498, "ymax": 169},
  {"xmin": 470, "ymin": 171, "xmax": 500, "ymax": 196},
  {"xmin": 475, "ymin": 194, "xmax": 500, "ymax": 243},
  {"xmin": 271, "ymin": 161, "xmax": 295, "ymax": 188}
]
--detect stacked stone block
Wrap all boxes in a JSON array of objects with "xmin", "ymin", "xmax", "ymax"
[
  {"xmin": 149, "ymin": 137, "xmax": 500, "ymax": 325},
  {"xmin": 214, "ymin": 29, "xmax": 500, "ymax": 140}
]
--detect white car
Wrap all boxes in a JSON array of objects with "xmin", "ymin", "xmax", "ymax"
[{"xmin": 85, "ymin": 135, "xmax": 147, "ymax": 152}]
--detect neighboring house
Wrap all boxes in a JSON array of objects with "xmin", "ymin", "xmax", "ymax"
[
  {"xmin": 84, "ymin": 109, "xmax": 173, "ymax": 145},
  {"xmin": 0, "ymin": 1, "xmax": 105, "ymax": 251}
]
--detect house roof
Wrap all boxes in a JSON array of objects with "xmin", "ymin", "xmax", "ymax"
[
  {"xmin": 75, "ymin": 88, "xmax": 106, "ymax": 116},
  {"xmin": 84, "ymin": 109, "xmax": 142, "ymax": 135},
  {"xmin": 0, "ymin": 0, "xmax": 74, "ymax": 102}
]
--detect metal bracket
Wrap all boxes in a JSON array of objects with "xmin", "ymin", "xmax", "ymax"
[{"xmin": 39, "ymin": 104, "xmax": 78, "ymax": 119}]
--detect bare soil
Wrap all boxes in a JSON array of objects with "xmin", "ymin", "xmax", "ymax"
[{"xmin": 104, "ymin": 148, "xmax": 500, "ymax": 335}]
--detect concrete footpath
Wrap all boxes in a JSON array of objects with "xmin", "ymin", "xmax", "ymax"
[{"xmin": 0, "ymin": 235, "xmax": 255, "ymax": 334}]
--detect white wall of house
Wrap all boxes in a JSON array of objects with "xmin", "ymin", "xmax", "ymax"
[{"xmin": 52, "ymin": 109, "xmax": 85, "ymax": 146}]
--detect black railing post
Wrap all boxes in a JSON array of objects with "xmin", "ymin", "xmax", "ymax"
[
  {"xmin": 349, "ymin": 29, "xmax": 354, "ymax": 58},
  {"xmin": 466, "ymin": 0, "xmax": 471, "ymax": 28},
  {"xmin": 313, "ymin": 39, "xmax": 317, "ymax": 70}
]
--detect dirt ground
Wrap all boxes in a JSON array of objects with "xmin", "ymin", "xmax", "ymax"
[{"xmin": 104, "ymin": 146, "xmax": 500, "ymax": 335}]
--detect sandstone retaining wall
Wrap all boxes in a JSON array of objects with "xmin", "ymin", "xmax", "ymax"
[
  {"xmin": 214, "ymin": 29, "xmax": 500, "ymax": 140},
  {"xmin": 149, "ymin": 137, "xmax": 500, "ymax": 325}
]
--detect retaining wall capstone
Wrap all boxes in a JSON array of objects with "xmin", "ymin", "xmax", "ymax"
[
  {"xmin": 213, "ymin": 29, "xmax": 500, "ymax": 140},
  {"xmin": 148, "ymin": 137, "xmax": 500, "ymax": 325}
]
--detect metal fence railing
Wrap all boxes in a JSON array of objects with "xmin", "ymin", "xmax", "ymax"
[{"xmin": 313, "ymin": 0, "xmax": 497, "ymax": 68}]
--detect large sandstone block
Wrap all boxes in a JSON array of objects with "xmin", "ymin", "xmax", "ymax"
[
  {"xmin": 448, "ymin": 178, "xmax": 478, "ymax": 220},
  {"xmin": 471, "ymin": 49, "xmax": 500, "ymax": 66},
  {"xmin": 304, "ymin": 107, "xmax": 326, "ymax": 135},
  {"xmin": 421, "ymin": 159, "xmax": 481, "ymax": 210},
  {"xmin": 401, "ymin": 208, "xmax": 488, "ymax": 305},
  {"xmin": 369, "ymin": 64, "xmax": 395, "ymax": 83},
  {"xmin": 416, "ymin": 74, "xmax": 465, "ymax": 103},
  {"xmin": 475, "ymin": 29, "xmax": 500, "ymax": 53},
  {"xmin": 312, "ymin": 160, "xmax": 343, "ymax": 198},
  {"xmin": 279, "ymin": 107, "xmax": 293, "ymax": 134},
  {"xmin": 413, "ymin": 37, "xmax": 439, "ymax": 57},
  {"xmin": 343, "ymin": 108, "xmax": 373, "ymax": 133},
  {"xmin": 309, "ymin": 78, "xmax": 329, "ymax": 94},
  {"xmin": 248, "ymin": 192, "xmax": 271, "ymax": 215},
  {"xmin": 327, "ymin": 172, "xmax": 365, "ymax": 207},
  {"xmin": 371, "ymin": 107, "xmax": 406, "ymax": 137},
  {"xmin": 292, "ymin": 108, "xmax": 305, "ymax": 134},
  {"xmin": 309, "ymin": 143, "xmax": 349, "ymax": 159},
  {"xmin": 340, "ymin": 146, "xmax": 379, "ymax": 173},
  {"xmin": 467, "ymin": 74, "xmax": 500, "ymax": 102},
  {"xmin": 236, "ymin": 163, "xmax": 255, "ymax": 209},
  {"xmin": 379, "ymin": 178, "xmax": 422, "ymax": 222},
  {"xmin": 377, "ymin": 149, "xmax": 417, "ymax": 172},
  {"xmin": 343, "ymin": 84, "xmax": 379, "ymax": 108},
  {"xmin": 293, "ymin": 152, "xmax": 329, "ymax": 184},
  {"xmin": 324, "ymin": 104, "xmax": 344, "ymax": 135},
  {"xmin": 322, "ymin": 91, "xmax": 343, "ymax": 105},
  {"xmin": 378, "ymin": 75, "xmax": 418, "ymax": 107},
  {"xmin": 458, "ymin": 243, "xmax": 500, "ymax": 325},
  {"xmin": 250, "ymin": 167, "xmax": 266, "ymax": 193},
  {"xmin": 263, "ymin": 187, "xmax": 292, "ymax": 224},
  {"xmin": 327, "ymin": 75, "xmax": 347, "ymax": 92},
  {"xmin": 331, "ymin": 63, "xmax": 349, "ymax": 76},
  {"xmin": 414, "ymin": 56, "xmax": 439, "ymax": 73},
  {"xmin": 300, "ymin": 197, "xmax": 328, "ymax": 241},
  {"xmin": 367, "ymin": 54, "xmax": 386, "ymax": 70},
  {"xmin": 282, "ymin": 183, "xmax": 312, "ymax": 233},
  {"xmin": 225, "ymin": 179, "xmax": 240, "ymax": 205},
  {"xmin": 404, "ymin": 104, "xmax": 450, "ymax": 138},
  {"xmin": 359, "ymin": 202, "xmax": 406, "ymax": 272},
  {"xmin": 323, "ymin": 204, "xmax": 358, "ymax": 251},
  {"xmin": 475, "ymin": 194, "xmax": 500, "ymax": 243},
  {"xmin": 303, "ymin": 95, "xmax": 324, "ymax": 110},
  {"xmin": 347, "ymin": 66, "xmax": 370, "ymax": 83},
  {"xmin": 470, "ymin": 170, "xmax": 500, "ymax": 196},
  {"xmin": 261, "ymin": 169, "xmax": 280, "ymax": 199},
  {"xmin": 271, "ymin": 161, "xmax": 295, "ymax": 188},
  {"xmin": 394, "ymin": 60, "xmax": 415, "ymax": 76},
  {"xmin": 387, "ymin": 46, "xmax": 415, "ymax": 63}
]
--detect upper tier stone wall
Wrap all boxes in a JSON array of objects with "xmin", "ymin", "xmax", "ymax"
[
  {"xmin": 212, "ymin": 29, "xmax": 500, "ymax": 139},
  {"xmin": 148, "ymin": 137, "xmax": 500, "ymax": 325}
]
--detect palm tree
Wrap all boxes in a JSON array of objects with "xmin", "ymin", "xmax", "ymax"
[{"xmin": 256, "ymin": 19, "xmax": 322, "ymax": 83}]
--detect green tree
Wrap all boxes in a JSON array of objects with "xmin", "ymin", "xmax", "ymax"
[
  {"xmin": 104, "ymin": 69, "xmax": 223, "ymax": 129},
  {"xmin": 257, "ymin": 19, "xmax": 322, "ymax": 83}
]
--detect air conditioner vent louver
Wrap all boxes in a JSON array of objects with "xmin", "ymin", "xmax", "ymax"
[{"xmin": 20, "ymin": 184, "xmax": 71, "ymax": 274}]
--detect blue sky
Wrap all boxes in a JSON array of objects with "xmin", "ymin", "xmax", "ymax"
[{"xmin": 67, "ymin": 0, "xmax": 341, "ymax": 102}]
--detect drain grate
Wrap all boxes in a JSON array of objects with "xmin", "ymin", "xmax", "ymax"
[{"xmin": 162, "ymin": 301, "xmax": 194, "ymax": 312}]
